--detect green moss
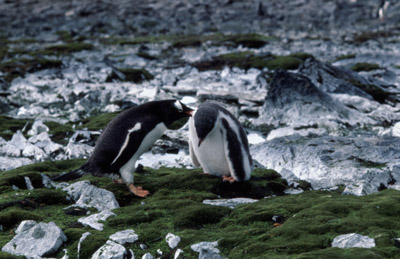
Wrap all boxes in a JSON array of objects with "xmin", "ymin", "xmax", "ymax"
[
  {"xmin": 193, "ymin": 51, "xmax": 313, "ymax": 71},
  {"xmin": 56, "ymin": 31, "xmax": 73, "ymax": 42},
  {"xmin": 351, "ymin": 63, "xmax": 381, "ymax": 72},
  {"xmin": 0, "ymin": 46, "xmax": 7, "ymax": 60},
  {"xmin": 78, "ymin": 112, "xmax": 118, "ymax": 131},
  {"xmin": 44, "ymin": 121, "xmax": 74, "ymax": 145},
  {"xmin": 106, "ymin": 68, "xmax": 154, "ymax": 83},
  {"xmin": 0, "ymin": 58, "xmax": 62, "ymax": 82},
  {"xmin": 0, "ymin": 252, "xmax": 22, "ymax": 259},
  {"xmin": 348, "ymin": 79, "xmax": 392, "ymax": 104},
  {"xmin": 1, "ymin": 160, "xmax": 400, "ymax": 258},
  {"xmin": 335, "ymin": 53, "xmax": 356, "ymax": 61},
  {"xmin": 174, "ymin": 205, "xmax": 232, "ymax": 228},
  {"xmin": 42, "ymin": 42, "xmax": 94, "ymax": 55},
  {"xmin": 0, "ymin": 116, "xmax": 31, "ymax": 140},
  {"xmin": 0, "ymin": 208, "xmax": 42, "ymax": 230},
  {"xmin": 353, "ymin": 31, "xmax": 393, "ymax": 43}
]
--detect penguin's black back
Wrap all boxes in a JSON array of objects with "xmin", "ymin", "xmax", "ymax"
[{"xmin": 85, "ymin": 100, "xmax": 187, "ymax": 175}]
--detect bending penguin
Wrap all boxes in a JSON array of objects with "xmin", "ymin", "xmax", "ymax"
[
  {"xmin": 53, "ymin": 99, "xmax": 193, "ymax": 197},
  {"xmin": 189, "ymin": 102, "xmax": 253, "ymax": 182}
]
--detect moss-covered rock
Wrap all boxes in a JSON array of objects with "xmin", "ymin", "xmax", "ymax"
[
  {"xmin": 351, "ymin": 62, "xmax": 382, "ymax": 72},
  {"xmin": 41, "ymin": 42, "xmax": 94, "ymax": 55},
  {"xmin": 348, "ymin": 79, "xmax": 393, "ymax": 104},
  {"xmin": 335, "ymin": 53, "xmax": 356, "ymax": 61},
  {"xmin": 193, "ymin": 51, "xmax": 313, "ymax": 71}
]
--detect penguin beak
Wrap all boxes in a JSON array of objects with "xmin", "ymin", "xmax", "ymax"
[
  {"xmin": 198, "ymin": 138, "xmax": 204, "ymax": 147},
  {"xmin": 185, "ymin": 109, "xmax": 194, "ymax": 116}
]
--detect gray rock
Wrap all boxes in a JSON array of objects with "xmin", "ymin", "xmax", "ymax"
[
  {"xmin": 27, "ymin": 120, "xmax": 49, "ymax": 136},
  {"xmin": 91, "ymin": 240, "xmax": 127, "ymax": 259},
  {"xmin": 78, "ymin": 210, "xmax": 116, "ymax": 231},
  {"xmin": 191, "ymin": 241, "xmax": 225, "ymax": 259},
  {"xmin": 2, "ymin": 220, "xmax": 67, "ymax": 258},
  {"xmin": 174, "ymin": 249, "xmax": 184, "ymax": 259},
  {"xmin": 0, "ymin": 156, "xmax": 32, "ymax": 171},
  {"xmin": 110, "ymin": 229, "xmax": 139, "ymax": 245},
  {"xmin": 203, "ymin": 198, "xmax": 258, "ymax": 209},
  {"xmin": 331, "ymin": 233, "xmax": 375, "ymax": 248},
  {"xmin": 254, "ymin": 70, "xmax": 375, "ymax": 132},
  {"xmin": 251, "ymin": 135, "xmax": 400, "ymax": 194},
  {"xmin": 62, "ymin": 181, "xmax": 119, "ymax": 211},
  {"xmin": 299, "ymin": 58, "xmax": 389, "ymax": 101},
  {"xmin": 166, "ymin": 233, "xmax": 181, "ymax": 249},
  {"xmin": 142, "ymin": 253, "xmax": 155, "ymax": 259},
  {"xmin": 24, "ymin": 176, "xmax": 34, "ymax": 190}
]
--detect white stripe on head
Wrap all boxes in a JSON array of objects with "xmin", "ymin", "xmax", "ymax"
[{"xmin": 174, "ymin": 100, "xmax": 183, "ymax": 112}]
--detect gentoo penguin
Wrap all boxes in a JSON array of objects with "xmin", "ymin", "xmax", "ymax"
[
  {"xmin": 189, "ymin": 102, "xmax": 252, "ymax": 182},
  {"xmin": 53, "ymin": 99, "xmax": 193, "ymax": 197}
]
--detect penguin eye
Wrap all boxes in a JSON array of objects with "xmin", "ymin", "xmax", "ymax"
[{"xmin": 174, "ymin": 100, "xmax": 183, "ymax": 112}]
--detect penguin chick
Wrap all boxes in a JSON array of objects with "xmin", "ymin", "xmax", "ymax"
[
  {"xmin": 53, "ymin": 99, "xmax": 193, "ymax": 197},
  {"xmin": 189, "ymin": 102, "xmax": 252, "ymax": 182}
]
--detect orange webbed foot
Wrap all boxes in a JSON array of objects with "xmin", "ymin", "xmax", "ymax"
[
  {"xmin": 127, "ymin": 183, "xmax": 150, "ymax": 197},
  {"xmin": 222, "ymin": 175, "xmax": 236, "ymax": 183}
]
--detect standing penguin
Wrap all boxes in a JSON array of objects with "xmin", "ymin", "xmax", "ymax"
[
  {"xmin": 53, "ymin": 99, "xmax": 193, "ymax": 197},
  {"xmin": 189, "ymin": 102, "xmax": 252, "ymax": 182}
]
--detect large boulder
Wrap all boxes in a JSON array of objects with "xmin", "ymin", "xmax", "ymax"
[
  {"xmin": 2, "ymin": 220, "xmax": 67, "ymax": 258},
  {"xmin": 251, "ymin": 135, "xmax": 400, "ymax": 194},
  {"xmin": 299, "ymin": 58, "xmax": 393, "ymax": 103},
  {"xmin": 254, "ymin": 70, "xmax": 375, "ymax": 131}
]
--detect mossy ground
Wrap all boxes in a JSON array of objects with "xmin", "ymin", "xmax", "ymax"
[
  {"xmin": 1, "ymin": 160, "xmax": 399, "ymax": 258},
  {"xmin": 351, "ymin": 63, "xmax": 382, "ymax": 72},
  {"xmin": 104, "ymin": 33, "xmax": 276, "ymax": 49}
]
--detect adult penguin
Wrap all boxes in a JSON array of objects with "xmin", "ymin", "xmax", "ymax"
[
  {"xmin": 53, "ymin": 99, "xmax": 193, "ymax": 197},
  {"xmin": 188, "ymin": 102, "xmax": 252, "ymax": 182}
]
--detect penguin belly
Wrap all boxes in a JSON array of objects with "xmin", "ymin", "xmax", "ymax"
[{"xmin": 190, "ymin": 122, "xmax": 230, "ymax": 177}]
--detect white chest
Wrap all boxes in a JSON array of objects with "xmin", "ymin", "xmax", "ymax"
[{"xmin": 189, "ymin": 118, "xmax": 230, "ymax": 176}]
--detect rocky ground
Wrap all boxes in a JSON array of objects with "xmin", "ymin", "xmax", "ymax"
[{"xmin": 1, "ymin": 0, "xmax": 400, "ymax": 258}]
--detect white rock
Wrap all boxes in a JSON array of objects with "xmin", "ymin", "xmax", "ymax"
[
  {"xmin": 166, "ymin": 233, "xmax": 181, "ymax": 249},
  {"xmin": 22, "ymin": 142, "xmax": 47, "ymax": 160},
  {"xmin": 63, "ymin": 181, "xmax": 119, "ymax": 211},
  {"xmin": 0, "ymin": 142, "xmax": 22, "ymax": 157},
  {"xmin": 91, "ymin": 240, "xmax": 127, "ymax": 259},
  {"xmin": 174, "ymin": 248, "xmax": 184, "ymax": 259},
  {"xmin": 8, "ymin": 130, "xmax": 28, "ymax": 150},
  {"xmin": 2, "ymin": 220, "xmax": 67, "ymax": 258},
  {"xmin": 110, "ymin": 229, "xmax": 139, "ymax": 245},
  {"xmin": 78, "ymin": 210, "xmax": 116, "ymax": 231},
  {"xmin": 191, "ymin": 241, "xmax": 225, "ymax": 259},
  {"xmin": 77, "ymin": 232, "xmax": 92, "ymax": 259},
  {"xmin": 28, "ymin": 120, "xmax": 49, "ymax": 136},
  {"xmin": 203, "ymin": 198, "xmax": 258, "ymax": 209},
  {"xmin": 142, "ymin": 252, "xmax": 155, "ymax": 259},
  {"xmin": 24, "ymin": 176, "xmax": 34, "ymax": 190},
  {"xmin": 251, "ymin": 135, "xmax": 400, "ymax": 194},
  {"xmin": 331, "ymin": 233, "xmax": 375, "ymax": 248},
  {"xmin": 393, "ymin": 122, "xmax": 400, "ymax": 137}
]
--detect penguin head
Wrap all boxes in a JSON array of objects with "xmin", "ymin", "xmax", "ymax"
[
  {"xmin": 193, "ymin": 103, "xmax": 219, "ymax": 147},
  {"xmin": 162, "ymin": 99, "xmax": 194, "ymax": 129}
]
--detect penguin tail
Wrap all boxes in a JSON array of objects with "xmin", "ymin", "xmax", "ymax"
[{"xmin": 51, "ymin": 168, "xmax": 88, "ymax": 182}]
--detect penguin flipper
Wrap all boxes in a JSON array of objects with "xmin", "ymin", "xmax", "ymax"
[
  {"xmin": 221, "ymin": 119, "xmax": 250, "ymax": 182},
  {"xmin": 51, "ymin": 168, "xmax": 87, "ymax": 182},
  {"xmin": 189, "ymin": 138, "xmax": 201, "ymax": 167}
]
